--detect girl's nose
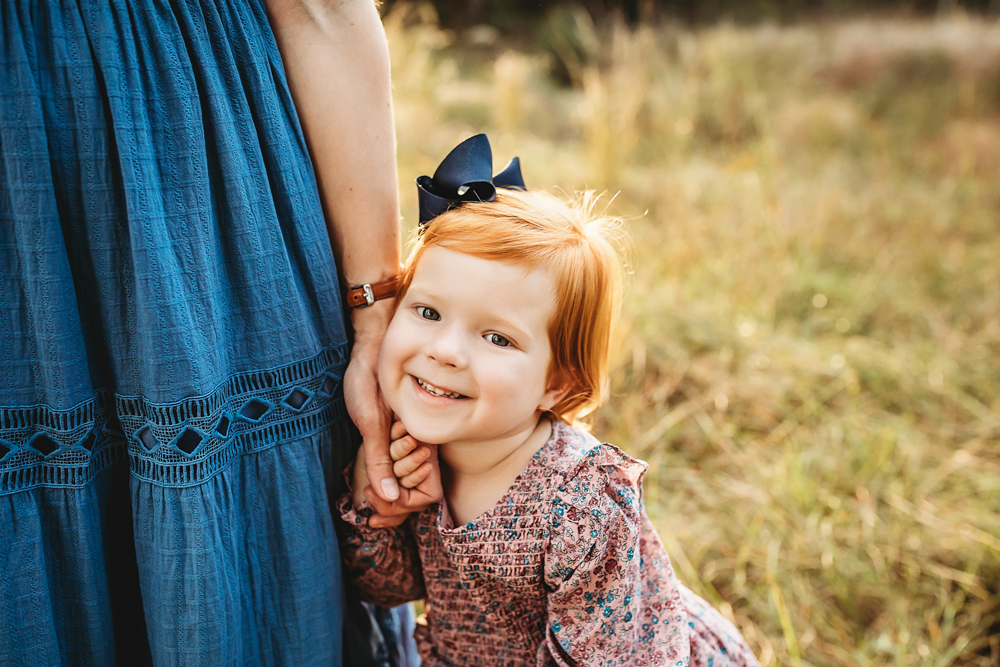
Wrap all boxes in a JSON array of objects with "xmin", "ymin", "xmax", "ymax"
[{"xmin": 426, "ymin": 324, "xmax": 468, "ymax": 368}]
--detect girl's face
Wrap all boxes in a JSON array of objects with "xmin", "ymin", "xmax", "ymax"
[{"xmin": 378, "ymin": 246, "xmax": 567, "ymax": 446}]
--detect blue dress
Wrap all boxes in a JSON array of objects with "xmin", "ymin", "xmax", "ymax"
[{"xmin": 0, "ymin": 1, "xmax": 409, "ymax": 664}]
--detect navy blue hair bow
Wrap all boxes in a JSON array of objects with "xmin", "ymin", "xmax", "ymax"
[{"xmin": 416, "ymin": 134, "xmax": 525, "ymax": 225}]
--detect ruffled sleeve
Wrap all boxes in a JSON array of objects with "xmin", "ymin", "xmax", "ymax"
[
  {"xmin": 537, "ymin": 443, "xmax": 689, "ymax": 667},
  {"xmin": 334, "ymin": 483, "xmax": 427, "ymax": 608}
]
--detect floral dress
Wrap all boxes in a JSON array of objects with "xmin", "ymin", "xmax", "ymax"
[{"xmin": 337, "ymin": 421, "xmax": 761, "ymax": 666}]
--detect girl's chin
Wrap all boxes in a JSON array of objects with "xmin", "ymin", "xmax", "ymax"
[{"xmin": 391, "ymin": 417, "xmax": 452, "ymax": 446}]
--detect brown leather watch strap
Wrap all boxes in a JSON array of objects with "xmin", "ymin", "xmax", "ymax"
[{"xmin": 344, "ymin": 276, "xmax": 400, "ymax": 309}]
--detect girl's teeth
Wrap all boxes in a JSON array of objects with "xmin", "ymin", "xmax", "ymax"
[{"xmin": 418, "ymin": 378, "xmax": 462, "ymax": 398}]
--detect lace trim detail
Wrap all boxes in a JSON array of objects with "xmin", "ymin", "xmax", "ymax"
[{"xmin": 0, "ymin": 345, "xmax": 348, "ymax": 492}]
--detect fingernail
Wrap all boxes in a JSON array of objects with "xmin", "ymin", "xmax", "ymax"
[{"xmin": 381, "ymin": 478, "xmax": 399, "ymax": 500}]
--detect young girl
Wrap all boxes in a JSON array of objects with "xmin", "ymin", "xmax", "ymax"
[{"xmin": 337, "ymin": 136, "xmax": 760, "ymax": 666}]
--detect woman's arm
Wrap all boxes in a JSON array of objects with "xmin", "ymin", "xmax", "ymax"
[{"xmin": 264, "ymin": 0, "xmax": 403, "ymax": 508}]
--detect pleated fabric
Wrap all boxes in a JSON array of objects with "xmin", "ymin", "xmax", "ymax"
[{"xmin": 0, "ymin": 0, "xmax": 394, "ymax": 664}]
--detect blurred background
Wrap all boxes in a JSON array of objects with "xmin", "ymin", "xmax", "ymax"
[{"xmin": 380, "ymin": 2, "xmax": 1000, "ymax": 664}]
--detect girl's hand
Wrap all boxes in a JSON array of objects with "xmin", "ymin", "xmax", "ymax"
[
  {"xmin": 389, "ymin": 419, "xmax": 436, "ymax": 489},
  {"xmin": 365, "ymin": 418, "xmax": 443, "ymax": 528}
]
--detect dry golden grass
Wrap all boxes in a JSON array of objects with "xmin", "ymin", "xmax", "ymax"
[{"xmin": 385, "ymin": 8, "xmax": 1000, "ymax": 665}]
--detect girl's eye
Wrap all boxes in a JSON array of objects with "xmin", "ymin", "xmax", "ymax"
[
  {"xmin": 486, "ymin": 333, "xmax": 511, "ymax": 348},
  {"xmin": 416, "ymin": 306, "xmax": 440, "ymax": 321}
]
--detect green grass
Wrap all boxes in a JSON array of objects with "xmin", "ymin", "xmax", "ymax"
[{"xmin": 385, "ymin": 8, "xmax": 1000, "ymax": 665}]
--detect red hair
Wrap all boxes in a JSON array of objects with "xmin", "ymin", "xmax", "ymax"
[{"xmin": 396, "ymin": 189, "xmax": 625, "ymax": 423}]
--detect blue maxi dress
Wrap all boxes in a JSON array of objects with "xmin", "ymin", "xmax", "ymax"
[{"xmin": 0, "ymin": 1, "xmax": 412, "ymax": 665}]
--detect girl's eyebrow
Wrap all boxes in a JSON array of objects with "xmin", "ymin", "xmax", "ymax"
[
  {"xmin": 403, "ymin": 285, "xmax": 440, "ymax": 301},
  {"xmin": 485, "ymin": 314, "xmax": 532, "ymax": 343}
]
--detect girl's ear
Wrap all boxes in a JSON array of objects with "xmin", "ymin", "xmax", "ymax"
[{"xmin": 538, "ymin": 373, "xmax": 574, "ymax": 412}]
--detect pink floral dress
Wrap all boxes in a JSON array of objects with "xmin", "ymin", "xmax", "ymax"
[{"xmin": 336, "ymin": 421, "xmax": 760, "ymax": 666}]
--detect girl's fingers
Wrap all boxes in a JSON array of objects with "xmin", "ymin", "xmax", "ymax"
[
  {"xmin": 389, "ymin": 435, "xmax": 418, "ymax": 462},
  {"xmin": 398, "ymin": 462, "xmax": 433, "ymax": 490},
  {"xmin": 392, "ymin": 445, "xmax": 429, "ymax": 478},
  {"xmin": 390, "ymin": 418, "xmax": 409, "ymax": 441}
]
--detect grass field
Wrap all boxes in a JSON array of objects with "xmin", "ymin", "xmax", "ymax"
[{"xmin": 383, "ymin": 8, "xmax": 1000, "ymax": 665}]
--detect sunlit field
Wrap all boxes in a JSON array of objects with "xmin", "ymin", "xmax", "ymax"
[{"xmin": 384, "ymin": 8, "xmax": 1000, "ymax": 665}]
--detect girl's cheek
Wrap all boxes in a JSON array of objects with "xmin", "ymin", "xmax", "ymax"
[{"xmin": 377, "ymin": 341, "xmax": 399, "ymax": 393}]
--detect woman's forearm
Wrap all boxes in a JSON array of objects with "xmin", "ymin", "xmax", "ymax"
[
  {"xmin": 266, "ymin": 0, "xmax": 406, "ymax": 504},
  {"xmin": 266, "ymin": 0, "xmax": 400, "ymax": 294}
]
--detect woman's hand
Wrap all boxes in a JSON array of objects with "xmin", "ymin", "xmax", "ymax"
[
  {"xmin": 344, "ymin": 299, "xmax": 400, "ymax": 505},
  {"xmin": 365, "ymin": 418, "xmax": 443, "ymax": 528}
]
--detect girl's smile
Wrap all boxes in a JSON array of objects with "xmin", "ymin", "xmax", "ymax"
[
  {"xmin": 378, "ymin": 246, "xmax": 568, "ymax": 449},
  {"xmin": 412, "ymin": 375, "xmax": 467, "ymax": 400}
]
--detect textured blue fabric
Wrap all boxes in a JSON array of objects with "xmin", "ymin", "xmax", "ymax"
[{"xmin": 0, "ymin": 1, "xmax": 404, "ymax": 664}]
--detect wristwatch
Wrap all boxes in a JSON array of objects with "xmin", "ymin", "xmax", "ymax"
[{"xmin": 344, "ymin": 276, "xmax": 399, "ymax": 309}]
